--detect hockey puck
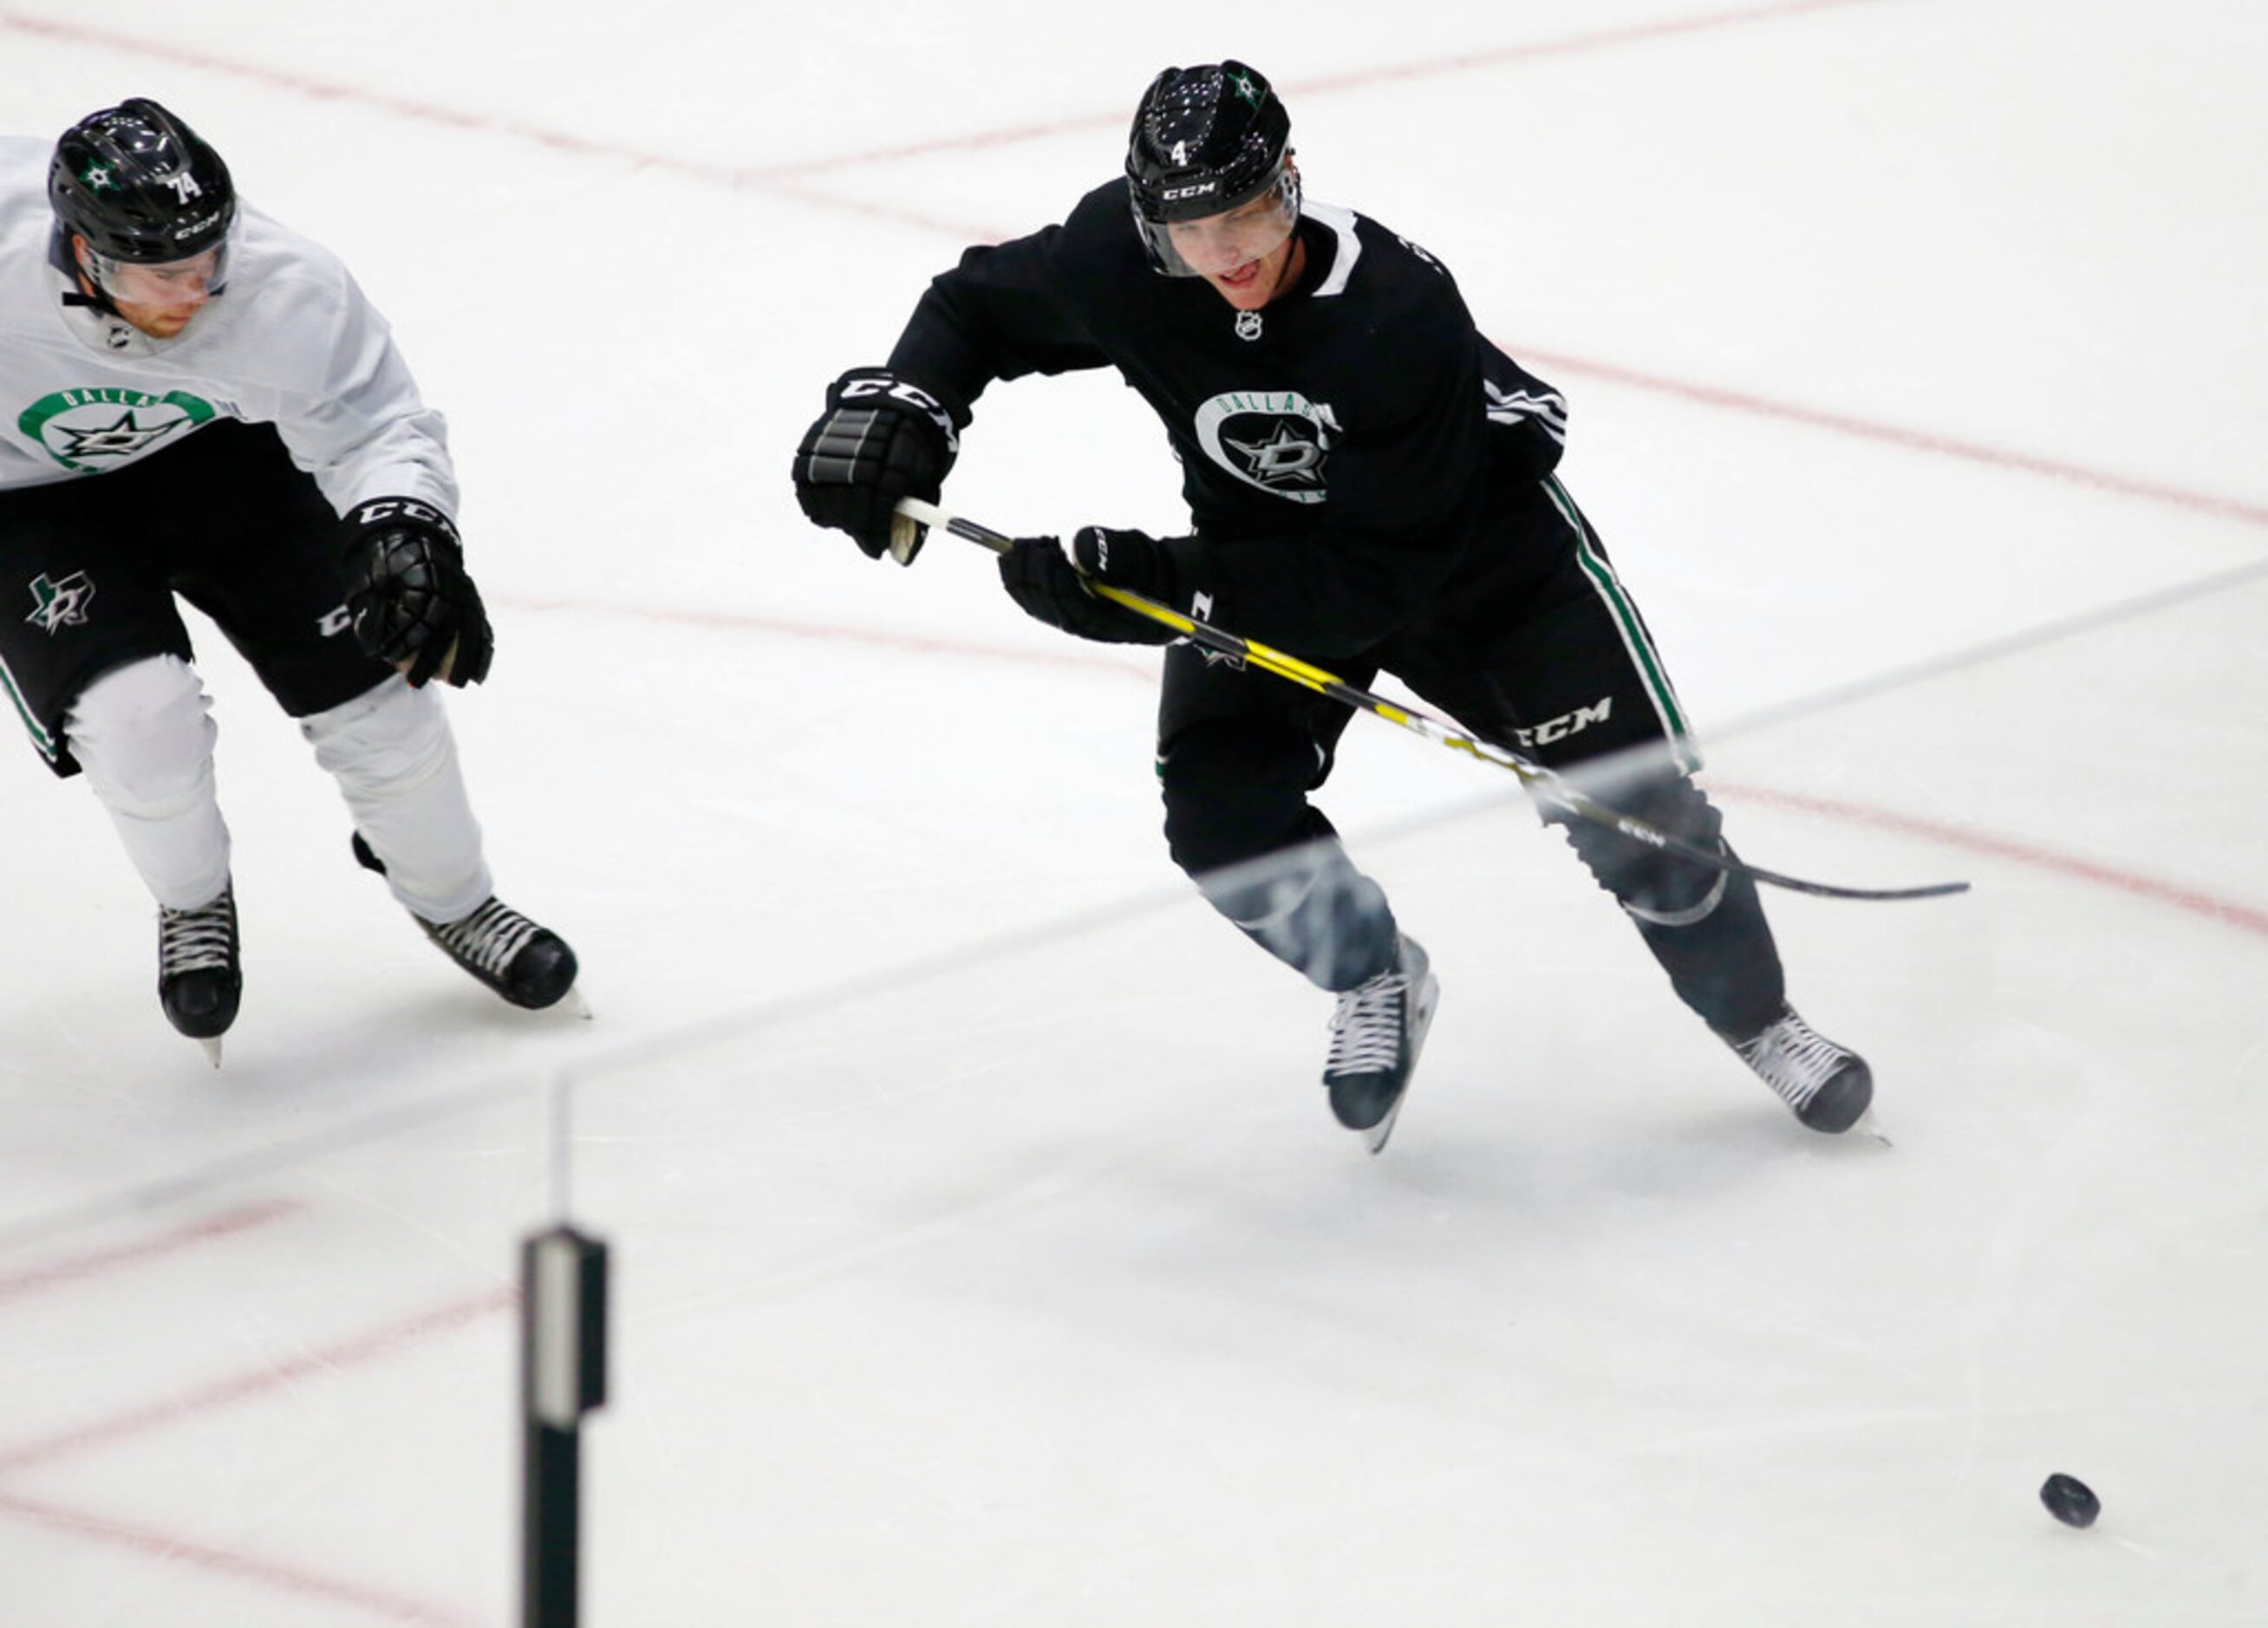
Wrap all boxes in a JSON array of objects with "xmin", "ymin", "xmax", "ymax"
[{"xmin": 2040, "ymin": 1473, "xmax": 2100, "ymax": 1528}]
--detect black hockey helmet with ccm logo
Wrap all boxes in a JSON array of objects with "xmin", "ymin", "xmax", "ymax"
[
  {"xmin": 49, "ymin": 98, "xmax": 236, "ymax": 269},
  {"xmin": 1125, "ymin": 61, "xmax": 1300, "ymax": 276}
]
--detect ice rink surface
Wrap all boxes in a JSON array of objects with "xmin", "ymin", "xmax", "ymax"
[{"xmin": 3, "ymin": 2, "xmax": 2265, "ymax": 1622}]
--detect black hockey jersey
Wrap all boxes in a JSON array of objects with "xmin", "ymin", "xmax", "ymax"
[{"xmin": 888, "ymin": 179, "xmax": 1567, "ymax": 658}]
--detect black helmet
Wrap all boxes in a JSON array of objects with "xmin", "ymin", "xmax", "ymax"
[
  {"xmin": 1125, "ymin": 62, "xmax": 1298, "ymax": 275},
  {"xmin": 49, "ymin": 98, "xmax": 236, "ymax": 264}
]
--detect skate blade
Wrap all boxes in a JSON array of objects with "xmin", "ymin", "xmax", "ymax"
[
  {"xmin": 1363, "ymin": 1096, "xmax": 1405, "ymax": 1156},
  {"xmin": 198, "ymin": 1036, "xmax": 224, "ymax": 1069},
  {"xmin": 561, "ymin": 985, "xmax": 594, "ymax": 1020},
  {"xmin": 1850, "ymin": 1109, "xmax": 1892, "ymax": 1148}
]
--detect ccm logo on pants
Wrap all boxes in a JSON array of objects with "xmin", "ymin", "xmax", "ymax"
[{"xmin": 1512, "ymin": 696, "xmax": 1611, "ymax": 749}]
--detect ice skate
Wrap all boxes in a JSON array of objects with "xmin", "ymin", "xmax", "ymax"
[
  {"xmin": 158, "ymin": 882, "xmax": 240, "ymax": 1066},
  {"xmin": 352, "ymin": 833, "xmax": 583, "ymax": 1013},
  {"xmin": 1322, "ymin": 934, "xmax": 1439, "ymax": 1155},
  {"xmin": 1722, "ymin": 1003, "xmax": 1874, "ymax": 1134}
]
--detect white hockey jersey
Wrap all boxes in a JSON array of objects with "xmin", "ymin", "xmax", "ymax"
[{"xmin": 0, "ymin": 136, "xmax": 457, "ymax": 519}]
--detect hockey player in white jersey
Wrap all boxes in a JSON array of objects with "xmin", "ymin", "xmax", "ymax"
[{"xmin": 0, "ymin": 99, "xmax": 577, "ymax": 1060}]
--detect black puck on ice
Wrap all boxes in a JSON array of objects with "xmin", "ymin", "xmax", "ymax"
[{"xmin": 2040, "ymin": 1473, "xmax": 2100, "ymax": 1528}]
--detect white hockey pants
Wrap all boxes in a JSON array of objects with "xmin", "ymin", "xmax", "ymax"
[{"xmin": 67, "ymin": 656, "xmax": 492, "ymax": 924}]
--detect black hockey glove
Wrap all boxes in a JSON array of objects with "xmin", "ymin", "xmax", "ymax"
[
  {"xmin": 997, "ymin": 530, "xmax": 1182, "ymax": 647},
  {"xmin": 341, "ymin": 498, "xmax": 493, "ymax": 687},
  {"xmin": 1066, "ymin": 526, "xmax": 1181, "ymax": 602},
  {"xmin": 792, "ymin": 368, "xmax": 959, "ymax": 563}
]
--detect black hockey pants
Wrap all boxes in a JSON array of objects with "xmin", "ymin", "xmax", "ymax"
[
  {"xmin": 0, "ymin": 420, "xmax": 391, "ymax": 778},
  {"xmin": 1154, "ymin": 475, "xmax": 1786, "ymax": 1039}
]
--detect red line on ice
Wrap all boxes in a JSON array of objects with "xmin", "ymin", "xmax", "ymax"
[
  {"xmin": 1292, "ymin": 0, "xmax": 1883, "ymax": 95},
  {"xmin": 9, "ymin": 6, "xmax": 2261, "ymax": 528},
  {"xmin": 2, "ymin": 3, "xmax": 1875, "ymax": 184},
  {"xmin": 1509, "ymin": 346, "xmax": 2268, "ymax": 529},
  {"xmin": 0, "ymin": 1198, "xmax": 302, "ymax": 1304},
  {"xmin": 0, "ymin": 1489, "xmax": 477, "ymax": 1625},
  {"xmin": 750, "ymin": 0, "xmax": 1887, "ymax": 176},
  {"xmin": 504, "ymin": 595, "xmax": 1152, "ymax": 676},
  {"xmin": 0, "ymin": 1285, "xmax": 515, "ymax": 1476},
  {"xmin": 501, "ymin": 594, "xmax": 2268, "ymax": 936},
  {"xmin": 1715, "ymin": 783, "xmax": 2268, "ymax": 939}
]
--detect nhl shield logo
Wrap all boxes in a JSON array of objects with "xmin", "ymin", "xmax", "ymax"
[{"xmin": 26, "ymin": 571, "xmax": 96, "ymax": 635}]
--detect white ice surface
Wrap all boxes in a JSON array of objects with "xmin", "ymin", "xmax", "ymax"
[{"xmin": 2, "ymin": 3, "xmax": 2265, "ymax": 1624}]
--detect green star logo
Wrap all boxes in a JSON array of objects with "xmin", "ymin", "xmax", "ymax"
[
  {"xmin": 1229, "ymin": 72, "xmax": 1261, "ymax": 107},
  {"xmin": 81, "ymin": 164, "xmax": 117, "ymax": 192}
]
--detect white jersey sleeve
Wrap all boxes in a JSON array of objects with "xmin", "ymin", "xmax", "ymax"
[{"xmin": 224, "ymin": 238, "xmax": 459, "ymax": 518}]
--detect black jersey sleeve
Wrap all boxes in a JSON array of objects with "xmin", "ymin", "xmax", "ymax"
[
  {"xmin": 1480, "ymin": 339, "xmax": 1568, "ymax": 483},
  {"xmin": 885, "ymin": 222, "xmax": 1116, "ymax": 420}
]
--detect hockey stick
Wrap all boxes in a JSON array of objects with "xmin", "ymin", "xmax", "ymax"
[{"xmin": 894, "ymin": 497, "xmax": 1969, "ymax": 904}]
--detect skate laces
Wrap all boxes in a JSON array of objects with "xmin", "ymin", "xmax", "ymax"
[
  {"xmin": 429, "ymin": 898, "xmax": 541, "ymax": 978},
  {"xmin": 159, "ymin": 891, "xmax": 236, "ymax": 975},
  {"xmin": 1326, "ymin": 966, "xmax": 1410, "ymax": 1080},
  {"xmin": 1734, "ymin": 1009, "xmax": 1850, "ymax": 1112}
]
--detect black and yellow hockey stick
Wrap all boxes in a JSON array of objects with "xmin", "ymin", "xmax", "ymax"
[{"xmin": 893, "ymin": 498, "xmax": 1968, "ymax": 904}]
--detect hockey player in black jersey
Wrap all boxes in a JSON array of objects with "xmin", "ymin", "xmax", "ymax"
[{"xmin": 793, "ymin": 62, "xmax": 1872, "ymax": 1149}]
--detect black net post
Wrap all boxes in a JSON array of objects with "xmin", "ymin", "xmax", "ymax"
[{"xmin": 521, "ymin": 1225, "xmax": 608, "ymax": 1628}]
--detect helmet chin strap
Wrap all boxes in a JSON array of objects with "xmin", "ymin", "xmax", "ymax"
[{"xmin": 52, "ymin": 230, "xmax": 122, "ymax": 316}]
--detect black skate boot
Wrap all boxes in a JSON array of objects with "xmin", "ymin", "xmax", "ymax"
[
  {"xmin": 158, "ymin": 882, "xmax": 240, "ymax": 1066},
  {"xmin": 1322, "ymin": 934, "xmax": 1440, "ymax": 1155},
  {"xmin": 352, "ymin": 833, "xmax": 580, "ymax": 1012},
  {"xmin": 1721, "ymin": 1003, "xmax": 1873, "ymax": 1133}
]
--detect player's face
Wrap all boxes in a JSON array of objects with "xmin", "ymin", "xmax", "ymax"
[
  {"xmin": 79, "ymin": 240, "xmax": 222, "ymax": 338},
  {"xmin": 1167, "ymin": 192, "xmax": 1302, "ymax": 310}
]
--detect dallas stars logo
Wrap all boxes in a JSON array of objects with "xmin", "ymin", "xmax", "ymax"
[
  {"xmin": 1223, "ymin": 420, "xmax": 1326, "ymax": 491},
  {"xmin": 26, "ymin": 571, "xmax": 96, "ymax": 635},
  {"xmin": 57, "ymin": 409, "xmax": 191, "ymax": 462},
  {"xmin": 81, "ymin": 163, "xmax": 117, "ymax": 191},
  {"xmin": 1229, "ymin": 72, "xmax": 1261, "ymax": 107},
  {"xmin": 1191, "ymin": 389, "xmax": 1339, "ymax": 505},
  {"xmin": 17, "ymin": 387, "xmax": 218, "ymax": 472}
]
